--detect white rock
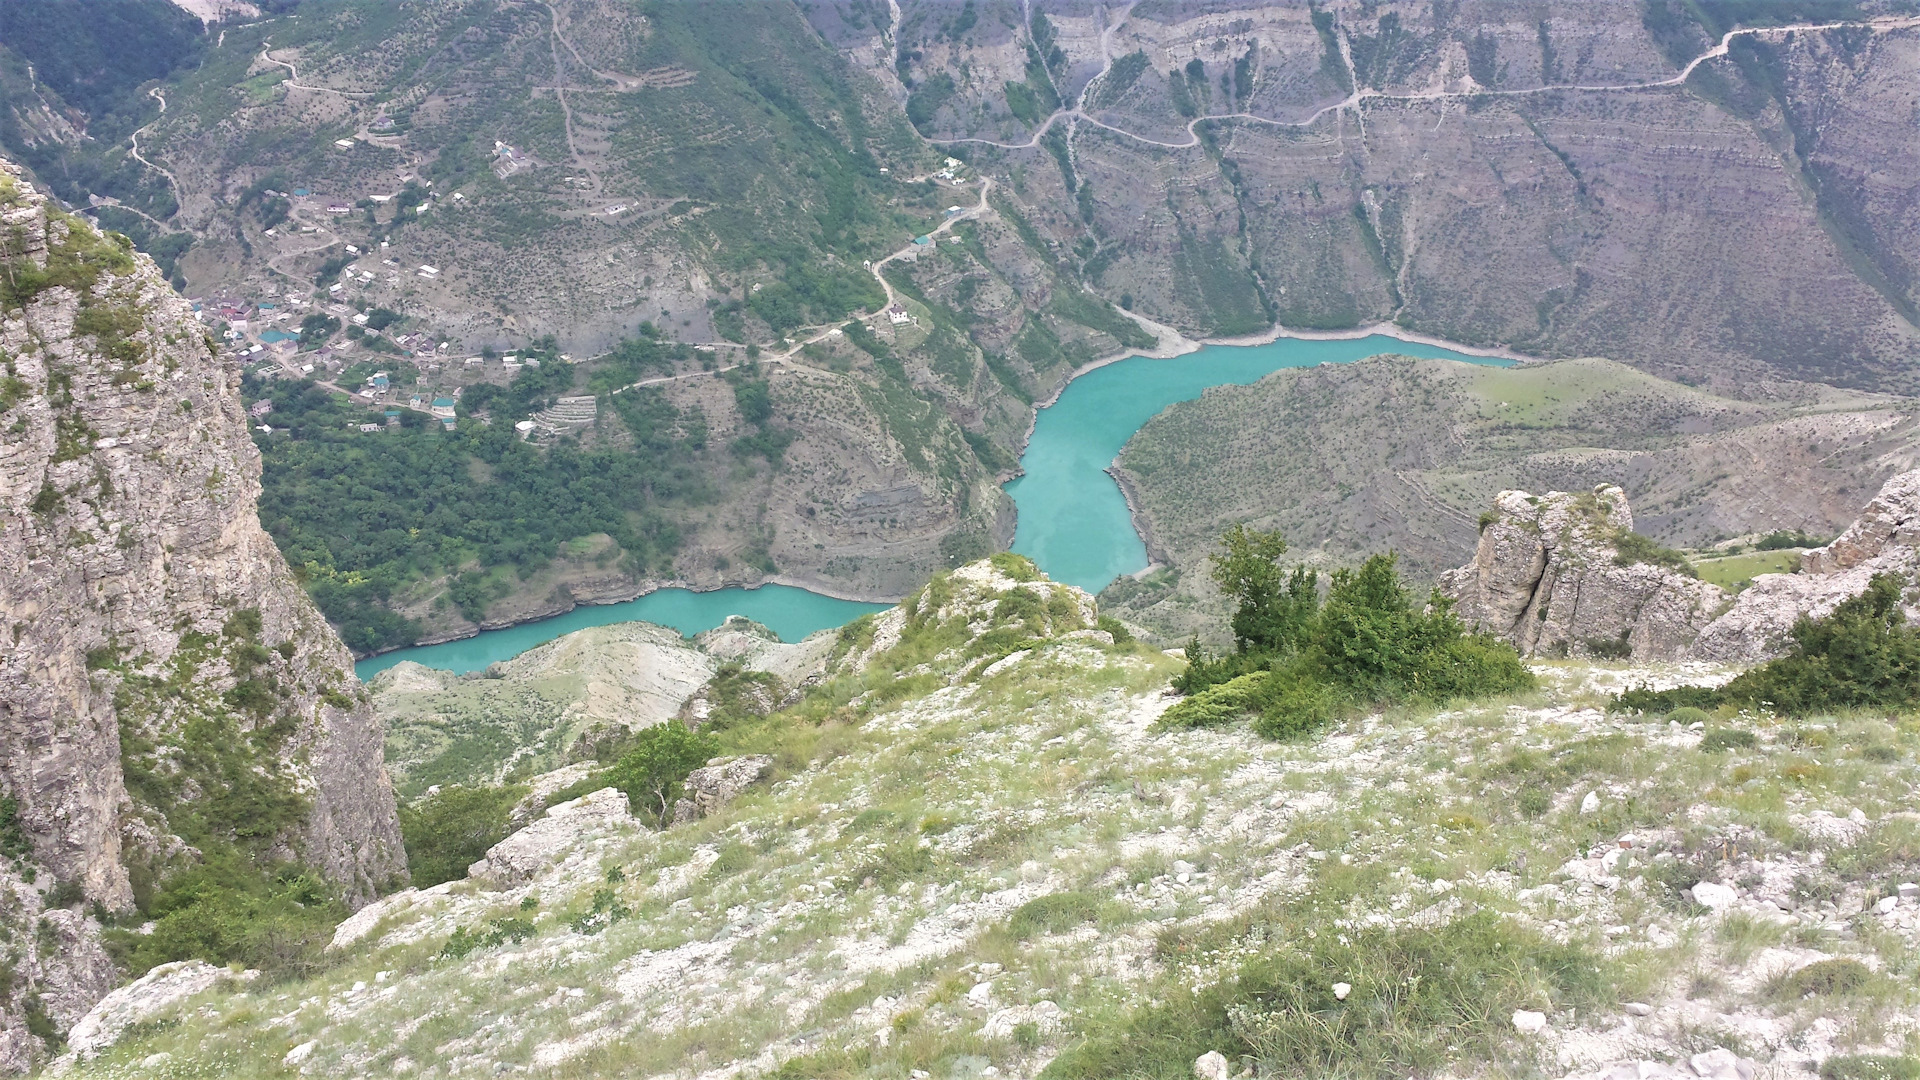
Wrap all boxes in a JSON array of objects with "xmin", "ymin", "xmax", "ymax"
[
  {"xmin": 468, "ymin": 787, "xmax": 637, "ymax": 888},
  {"xmin": 982, "ymin": 1000, "xmax": 1064, "ymax": 1040},
  {"xmin": 140, "ymin": 1054, "xmax": 172, "ymax": 1068},
  {"xmin": 1875, "ymin": 895, "xmax": 1899, "ymax": 914},
  {"xmin": 1332, "ymin": 982, "xmax": 1352, "ymax": 1001},
  {"xmin": 1688, "ymin": 1048, "xmax": 1753, "ymax": 1080},
  {"xmin": 1580, "ymin": 791, "xmax": 1601, "ymax": 814},
  {"xmin": 1691, "ymin": 882, "xmax": 1738, "ymax": 910},
  {"xmin": 1193, "ymin": 1050, "xmax": 1232, "ymax": 1080},
  {"xmin": 1623, "ymin": 1001, "xmax": 1653, "ymax": 1016},
  {"xmin": 1512, "ymin": 1009, "xmax": 1547, "ymax": 1034},
  {"xmin": 1898, "ymin": 882, "xmax": 1918, "ymax": 900},
  {"xmin": 967, "ymin": 981, "xmax": 994, "ymax": 1006},
  {"xmin": 1849, "ymin": 808, "xmax": 1868, "ymax": 823},
  {"xmin": 62, "ymin": 960, "xmax": 245, "ymax": 1059},
  {"xmin": 284, "ymin": 1041, "xmax": 318, "ymax": 1066}
]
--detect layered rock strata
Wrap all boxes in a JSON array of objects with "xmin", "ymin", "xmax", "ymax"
[
  {"xmin": 0, "ymin": 162, "xmax": 403, "ymax": 1069},
  {"xmin": 1439, "ymin": 485, "xmax": 1727, "ymax": 659}
]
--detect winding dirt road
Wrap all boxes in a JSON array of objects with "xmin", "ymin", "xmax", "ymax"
[{"xmin": 933, "ymin": 14, "xmax": 1920, "ymax": 152}]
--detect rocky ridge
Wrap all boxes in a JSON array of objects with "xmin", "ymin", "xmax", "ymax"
[
  {"xmin": 0, "ymin": 162, "xmax": 401, "ymax": 1070},
  {"xmin": 1440, "ymin": 485, "xmax": 1728, "ymax": 660}
]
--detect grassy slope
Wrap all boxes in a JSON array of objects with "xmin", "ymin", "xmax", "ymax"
[
  {"xmin": 62, "ymin": 567, "xmax": 1920, "ymax": 1080},
  {"xmin": 1106, "ymin": 355, "xmax": 1919, "ymax": 644}
]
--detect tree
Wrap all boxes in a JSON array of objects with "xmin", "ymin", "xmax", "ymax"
[
  {"xmin": 1211, "ymin": 524, "xmax": 1319, "ymax": 654},
  {"xmin": 606, "ymin": 722, "xmax": 719, "ymax": 826}
]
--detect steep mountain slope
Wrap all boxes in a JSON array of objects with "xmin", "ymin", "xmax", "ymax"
[
  {"xmin": 44, "ymin": 559, "xmax": 1920, "ymax": 1080},
  {"xmin": 870, "ymin": 0, "xmax": 1920, "ymax": 392},
  {"xmin": 0, "ymin": 161, "xmax": 402, "ymax": 1071},
  {"xmin": 57, "ymin": 0, "xmax": 1920, "ymax": 647},
  {"xmin": 1108, "ymin": 355, "xmax": 1919, "ymax": 643}
]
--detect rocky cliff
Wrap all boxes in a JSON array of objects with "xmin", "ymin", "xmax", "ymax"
[
  {"xmin": 1693, "ymin": 469, "xmax": 1920, "ymax": 663},
  {"xmin": 0, "ymin": 162, "xmax": 402, "ymax": 1070},
  {"xmin": 1439, "ymin": 485, "xmax": 1727, "ymax": 660}
]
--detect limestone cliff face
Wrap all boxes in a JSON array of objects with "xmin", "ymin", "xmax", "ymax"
[
  {"xmin": 1692, "ymin": 469, "xmax": 1920, "ymax": 663},
  {"xmin": 0, "ymin": 164, "xmax": 403, "ymax": 1068},
  {"xmin": 1439, "ymin": 485, "xmax": 1727, "ymax": 660}
]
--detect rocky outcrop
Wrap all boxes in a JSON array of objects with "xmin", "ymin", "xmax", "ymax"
[
  {"xmin": 1439, "ymin": 485, "xmax": 1728, "ymax": 659},
  {"xmin": 1692, "ymin": 470, "xmax": 1920, "ymax": 663},
  {"xmin": 467, "ymin": 787, "xmax": 636, "ymax": 889},
  {"xmin": 0, "ymin": 162, "xmax": 403, "ymax": 1068},
  {"xmin": 671, "ymin": 756, "xmax": 774, "ymax": 825},
  {"xmin": 54, "ymin": 961, "xmax": 251, "ymax": 1066}
]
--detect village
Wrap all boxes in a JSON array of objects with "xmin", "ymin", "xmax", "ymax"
[{"xmin": 200, "ymin": 147, "xmax": 987, "ymax": 447}]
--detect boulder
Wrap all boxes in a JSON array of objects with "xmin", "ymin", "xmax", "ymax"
[
  {"xmin": 670, "ymin": 756, "xmax": 774, "ymax": 825},
  {"xmin": 57, "ymin": 961, "xmax": 250, "ymax": 1062},
  {"xmin": 1439, "ymin": 485, "xmax": 1727, "ymax": 660},
  {"xmin": 1193, "ymin": 1050, "xmax": 1232, "ymax": 1080},
  {"xmin": 1692, "ymin": 468, "xmax": 1920, "ymax": 663},
  {"xmin": 467, "ymin": 787, "xmax": 636, "ymax": 888}
]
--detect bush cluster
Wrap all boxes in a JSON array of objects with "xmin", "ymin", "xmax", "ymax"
[
  {"xmin": 1614, "ymin": 573, "xmax": 1920, "ymax": 717},
  {"xmin": 1165, "ymin": 527, "xmax": 1533, "ymax": 737}
]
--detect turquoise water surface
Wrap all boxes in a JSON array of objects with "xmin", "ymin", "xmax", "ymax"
[
  {"xmin": 1008, "ymin": 335, "xmax": 1509, "ymax": 593},
  {"xmin": 355, "ymin": 333, "xmax": 1507, "ymax": 677},
  {"xmin": 353, "ymin": 585, "xmax": 887, "ymax": 680}
]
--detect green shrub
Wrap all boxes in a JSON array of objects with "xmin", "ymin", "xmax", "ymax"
[
  {"xmin": 1721, "ymin": 574, "xmax": 1920, "ymax": 714},
  {"xmin": 440, "ymin": 915, "xmax": 535, "ymax": 959},
  {"xmin": 1160, "ymin": 671, "xmax": 1269, "ymax": 729},
  {"xmin": 606, "ymin": 721, "xmax": 720, "ymax": 825},
  {"xmin": 1821, "ymin": 1056, "xmax": 1920, "ymax": 1080},
  {"xmin": 1667, "ymin": 706, "xmax": 1713, "ymax": 726},
  {"xmin": 0, "ymin": 795, "xmax": 28, "ymax": 859},
  {"xmin": 106, "ymin": 858, "xmax": 344, "ymax": 982},
  {"xmin": 1251, "ymin": 671, "xmax": 1340, "ymax": 740},
  {"xmin": 1009, "ymin": 891, "xmax": 1100, "ymax": 939},
  {"xmin": 398, "ymin": 784, "xmax": 527, "ymax": 888},
  {"xmin": 1699, "ymin": 729, "xmax": 1757, "ymax": 752},
  {"xmin": 1758, "ymin": 530, "xmax": 1826, "ymax": 552},
  {"xmin": 1173, "ymin": 530, "xmax": 1532, "ymax": 742},
  {"xmin": 1613, "ymin": 530, "xmax": 1695, "ymax": 576},
  {"xmin": 1776, "ymin": 958, "xmax": 1873, "ymax": 998},
  {"xmin": 1096, "ymin": 614, "xmax": 1133, "ymax": 643},
  {"xmin": 1612, "ymin": 685, "xmax": 1723, "ymax": 714}
]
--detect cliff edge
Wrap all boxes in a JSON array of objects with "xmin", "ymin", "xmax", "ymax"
[{"xmin": 0, "ymin": 162, "xmax": 403, "ymax": 1069}]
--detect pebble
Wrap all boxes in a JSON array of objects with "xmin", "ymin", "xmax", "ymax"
[
  {"xmin": 1512, "ymin": 1009, "xmax": 1548, "ymax": 1034},
  {"xmin": 1332, "ymin": 982, "xmax": 1351, "ymax": 1000},
  {"xmin": 1580, "ymin": 791, "xmax": 1601, "ymax": 814}
]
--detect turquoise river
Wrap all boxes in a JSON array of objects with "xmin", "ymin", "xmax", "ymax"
[{"xmin": 354, "ymin": 334, "xmax": 1505, "ymax": 679}]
